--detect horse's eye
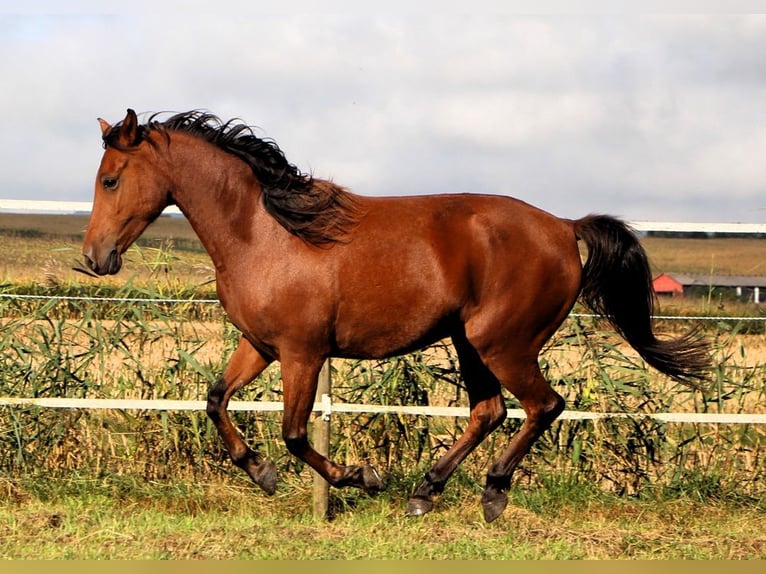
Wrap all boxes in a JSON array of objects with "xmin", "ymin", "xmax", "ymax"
[{"xmin": 102, "ymin": 176, "xmax": 119, "ymax": 190}]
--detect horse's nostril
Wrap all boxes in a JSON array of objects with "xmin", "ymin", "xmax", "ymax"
[{"xmin": 81, "ymin": 250, "xmax": 119, "ymax": 276}]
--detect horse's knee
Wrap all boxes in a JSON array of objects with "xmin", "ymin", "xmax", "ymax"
[
  {"xmin": 283, "ymin": 430, "xmax": 308, "ymax": 457},
  {"xmin": 205, "ymin": 378, "xmax": 226, "ymax": 421},
  {"xmin": 482, "ymin": 397, "xmax": 508, "ymax": 431},
  {"xmin": 541, "ymin": 392, "xmax": 565, "ymax": 424},
  {"xmin": 468, "ymin": 394, "xmax": 507, "ymax": 438},
  {"xmin": 526, "ymin": 391, "xmax": 565, "ymax": 432}
]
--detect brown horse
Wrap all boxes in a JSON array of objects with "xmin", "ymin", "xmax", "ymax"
[{"xmin": 83, "ymin": 109, "xmax": 709, "ymax": 522}]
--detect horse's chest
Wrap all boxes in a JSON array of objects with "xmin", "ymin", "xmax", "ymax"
[{"xmin": 217, "ymin": 275, "xmax": 334, "ymax": 344}]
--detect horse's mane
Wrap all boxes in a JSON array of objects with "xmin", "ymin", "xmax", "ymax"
[{"xmin": 104, "ymin": 111, "xmax": 360, "ymax": 245}]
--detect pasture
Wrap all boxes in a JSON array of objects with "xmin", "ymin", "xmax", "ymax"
[
  {"xmin": 2, "ymin": 477, "xmax": 764, "ymax": 559},
  {"xmin": 2, "ymin": 211, "xmax": 766, "ymax": 288},
  {"xmin": 0, "ymin": 213, "xmax": 765, "ymax": 558}
]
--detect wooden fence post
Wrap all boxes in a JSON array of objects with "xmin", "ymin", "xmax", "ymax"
[{"xmin": 312, "ymin": 359, "xmax": 331, "ymax": 519}]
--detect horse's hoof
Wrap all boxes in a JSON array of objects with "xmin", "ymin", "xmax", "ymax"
[
  {"xmin": 361, "ymin": 465, "xmax": 384, "ymax": 492},
  {"xmin": 481, "ymin": 491, "xmax": 508, "ymax": 523},
  {"xmin": 254, "ymin": 460, "xmax": 278, "ymax": 495},
  {"xmin": 406, "ymin": 496, "xmax": 434, "ymax": 517}
]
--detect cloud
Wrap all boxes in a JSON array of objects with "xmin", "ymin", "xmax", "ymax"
[{"xmin": 1, "ymin": 12, "xmax": 765, "ymax": 223}]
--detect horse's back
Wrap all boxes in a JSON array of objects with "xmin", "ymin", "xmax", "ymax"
[{"xmin": 354, "ymin": 193, "xmax": 580, "ymax": 284}]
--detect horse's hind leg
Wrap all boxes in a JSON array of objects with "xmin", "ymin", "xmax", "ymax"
[
  {"xmin": 206, "ymin": 336, "xmax": 277, "ymax": 494},
  {"xmin": 480, "ymin": 358, "xmax": 564, "ymax": 523},
  {"xmin": 407, "ymin": 336, "xmax": 507, "ymax": 516}
]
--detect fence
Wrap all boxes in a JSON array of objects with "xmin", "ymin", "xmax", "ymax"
[
  {"xmin": 2, "ymin": 388, "xmax": 766, "ymax": 424},
  {"xmin": 3, "ymin": 289, "xmax": 766, "ymax": 515},
  {"xmin": 1, "ymin": 291, "xmax": 764, "ymax": 424},
  {"xmin": 1, "ymin": 200, "xmax": 765, "ymax": 515}
]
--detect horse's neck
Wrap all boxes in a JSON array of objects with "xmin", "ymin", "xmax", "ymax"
[{"xmin": 166, "ymin": 137, "xmax": 274, "ymax": 271}]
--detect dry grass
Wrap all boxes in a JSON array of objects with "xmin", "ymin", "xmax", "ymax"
[
  {"xmin": 0, "ymin": 476, "xmax": 763, "ymax": 559},
  {"xmin": 0, "ymin": 214, "xmax": 208, "ymax": 285},
  {"xmin": 643, "ymin": 236, "xmax": 766, "ymax": 276},
  {"xmin": 2, "ymin": 213, "xmax": 765, "ymax": 284},
  {"xmin": 0, "ymin": 213, "xmax": 198, "ymax": 241},
  {"xmin": 6, "ymin": 316, "xmax": 766, "ymax": 405}
]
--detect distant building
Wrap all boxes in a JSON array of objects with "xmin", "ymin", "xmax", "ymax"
[
  {"xmin": 653, "ymin": 273, "xmax": 686, "ymax": 298},
  {"xmin": 652, "ymin": 273, "xmax": 766, "ymax": 303}
]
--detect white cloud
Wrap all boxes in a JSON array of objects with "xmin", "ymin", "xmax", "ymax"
[{"xmin": 1, "ymin": 12, "xmax": 766, "ymax": 222}]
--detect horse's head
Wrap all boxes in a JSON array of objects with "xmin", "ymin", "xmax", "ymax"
[{"xmin": 82, "ymin": 109, "xmax": 172, "ymax": 275}]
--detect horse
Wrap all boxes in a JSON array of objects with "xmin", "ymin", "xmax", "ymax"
[{"xmin": 83, "ymin": 109, "xmax": 710, "ymax": 522}]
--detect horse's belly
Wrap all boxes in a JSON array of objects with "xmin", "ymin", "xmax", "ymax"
[{"xmin": 332, "ymin": 308, "xmax": 455, "ymax": 359}]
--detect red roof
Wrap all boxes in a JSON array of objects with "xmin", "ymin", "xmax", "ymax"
[{"xmin": 653, "ymin": 273, "xmax": 684, "ymax": 295}]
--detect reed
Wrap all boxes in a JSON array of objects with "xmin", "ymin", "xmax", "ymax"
[{"xmin": 1, "ymin": 282, "xmax": 763, "ymax": 504}]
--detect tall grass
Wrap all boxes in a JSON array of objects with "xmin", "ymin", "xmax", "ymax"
[{"xmin": 1, "ymin": 277, "xmax": 763, "ymax": 506}]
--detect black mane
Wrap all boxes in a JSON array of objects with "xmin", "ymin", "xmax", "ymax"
[{"xmin": 104, "ymin": 111, "xmax": 360, "ymax": 245}]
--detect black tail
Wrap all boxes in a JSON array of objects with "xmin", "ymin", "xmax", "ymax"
[{"xmin": 574, "ymin": 214, "xmax": 710, "ymax": 387}]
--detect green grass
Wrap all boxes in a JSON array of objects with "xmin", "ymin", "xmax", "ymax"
[{"xmin": 1, "ymin": 475, "xmax": 763, "ymax": 559}]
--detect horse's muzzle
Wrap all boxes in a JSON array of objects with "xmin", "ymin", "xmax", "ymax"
[{"xmin": 83, "ymin": 248, "xmax": 122, "ymax": 276}]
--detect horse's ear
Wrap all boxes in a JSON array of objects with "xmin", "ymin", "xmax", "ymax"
[
  {"xmin": 98, "ymin": 118, "xmax": 111, "ymax": 136},
  {"xmin": 117, "ymin": 108, "xmax": 140, "ymax": 146}
]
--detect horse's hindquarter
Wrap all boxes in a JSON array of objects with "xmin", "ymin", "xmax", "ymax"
[{"xmin": 331, "ymin": 194, "xmax": 581, "ymax": 359}]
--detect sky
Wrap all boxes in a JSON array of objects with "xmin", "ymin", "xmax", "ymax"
[{"xmin": 2, "ymin": 3, "xmax": 766, "ymax": 223}]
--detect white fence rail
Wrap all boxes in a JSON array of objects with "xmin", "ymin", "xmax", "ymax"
[{"xmin": 1, "ymin": 396, "xmax": 764, "ymax": 425}]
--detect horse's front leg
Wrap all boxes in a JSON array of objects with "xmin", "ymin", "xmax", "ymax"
[
  {"xmin": 206, "ymin": 336, "xmax": 277, "ymax": 494},
  {"xmin": 281, "ymin": 357, "xmax": 384, "ymax": 492}
]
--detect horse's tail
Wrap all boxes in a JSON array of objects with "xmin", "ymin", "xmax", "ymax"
[{"xmin": 573, "ymin": 214, "xmax": 710, "ymax": 387}]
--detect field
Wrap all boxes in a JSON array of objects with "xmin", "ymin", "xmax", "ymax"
[
  {"xmin": 0, "ymin": 213, "xmax": 211, "ymax": 287},
  {"xmin": 0, "ymin": 213, "xmax": 766, "ymax": 309},
  {"xmin": 2, "ymin": 477, "xmax": 764, "ymax": 559},
  {"xmin": 1, "ymin": 212, "xmax": 765, "ymax": 559},
  {"xmin": 3, "ymin": 212, "xmax": 766, "ymax": 290}
]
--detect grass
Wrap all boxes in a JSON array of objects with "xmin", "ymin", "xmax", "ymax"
[
  {"xmin": 1, "ymin": 474, "xmax": 764, "ymax": 559},
  {"xmin": 0, "ymin": 213, "xmax": 199, "ymax": 244},
  {"xmin": 0, "ymin": 213, "xmax": 210, "ymax": 287},
  {"xmin": 642, "ymin": 235, "xmax": 766, "ymax": 277}
]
